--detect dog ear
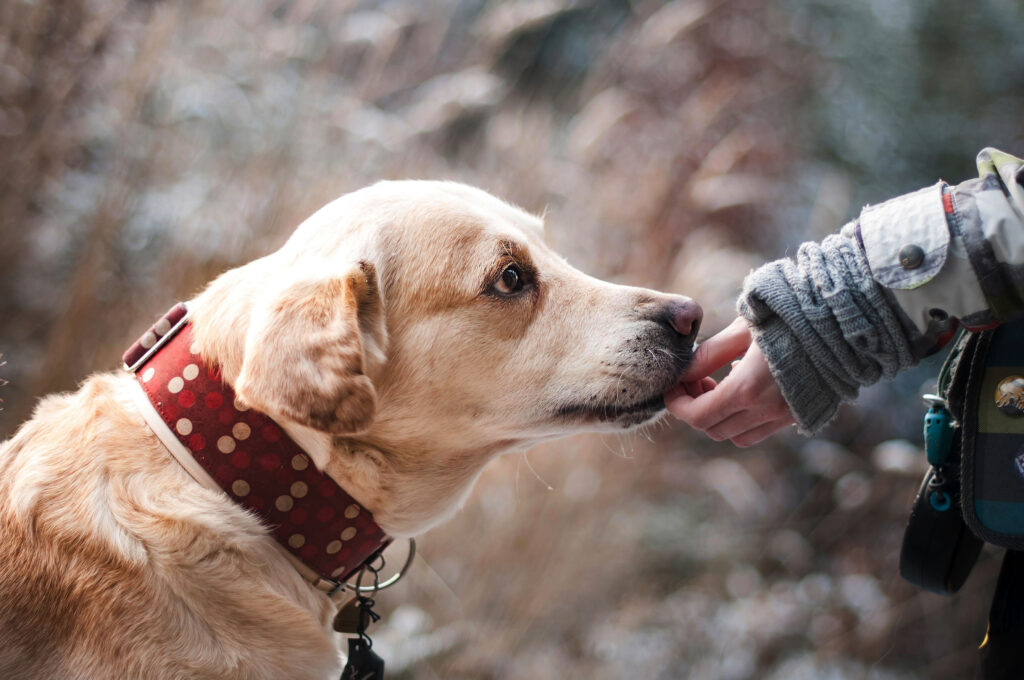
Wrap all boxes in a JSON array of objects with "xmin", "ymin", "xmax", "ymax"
[{"xmin": 234, "ymin": 262, "xmax": 386, "ymax": 435}]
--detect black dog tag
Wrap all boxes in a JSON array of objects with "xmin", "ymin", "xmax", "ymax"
[
  {"xmin": 334, "ymin": 599, "xmax": 372, "ymax": 635},
  {"xmin": 341, "ymin": 637, "xmax": 385, "ymax": 680}
]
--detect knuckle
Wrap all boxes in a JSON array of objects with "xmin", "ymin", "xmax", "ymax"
[
  {"xmin": 666, "ymin": 398, "xmax": 692, "ymax": 419},
  {"xmin": 692, "ymin": 414, "xmax": 714, "ymax": 430},
  {"xmin": 732, "ymin": 434, "xmax": 755, "ymax": 448},
  {"xmin": 706, "ymin": 427, "xmax": 727, "ymax": 441}
]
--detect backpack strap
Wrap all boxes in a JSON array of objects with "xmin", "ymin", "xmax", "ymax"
[{"xmin": 978, "ymin": 550, "xmax": 1024, "ymax": 680}]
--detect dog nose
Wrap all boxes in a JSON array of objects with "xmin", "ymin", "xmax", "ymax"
[
  {"xmin": 647, "ymin": 294, "xmax": 704, "ymax": 342},
  {"xmin": 636, "ymin": 293, "xmax": 703, "ymax": 342},
  {"xmin": 658, "ymin": 296, "xmax": 703, "ymax": 341}
]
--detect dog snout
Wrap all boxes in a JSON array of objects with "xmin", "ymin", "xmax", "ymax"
[{"xmin": 639, "ymin": 294, "xmax": 703, "ymax": 343}]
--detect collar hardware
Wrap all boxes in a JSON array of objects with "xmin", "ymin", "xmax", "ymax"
[{"xmin": 123, "ymin": 303, "xmax": 190, "ymax": 373}]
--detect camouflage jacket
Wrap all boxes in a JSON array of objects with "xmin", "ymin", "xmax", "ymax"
[
  {"xmin": 739, "ymin": 148, "xmax": 1024, "ymax": 433},
  {"xmin": 862, "ymin": 148, "xmax": 1024, "ymax": 340}
]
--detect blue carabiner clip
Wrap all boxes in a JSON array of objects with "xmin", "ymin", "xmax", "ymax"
[{"xmin": 922, "ymin": 394, "xmax": 955, "ymax": 468}]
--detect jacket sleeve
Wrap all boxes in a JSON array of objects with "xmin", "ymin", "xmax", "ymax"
[{"xmin": 738, "ymin": 148, "xmax": 1024, "ymax": 434}]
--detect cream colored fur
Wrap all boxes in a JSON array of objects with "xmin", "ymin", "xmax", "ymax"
[{"xmin": 0, "ymin": 181, "xmax": 697, "ymax": 679}]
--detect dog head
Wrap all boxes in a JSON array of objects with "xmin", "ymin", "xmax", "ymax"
[{"xmin": 191, "ymin": 181, "xmax": 700, "ymax": 534}]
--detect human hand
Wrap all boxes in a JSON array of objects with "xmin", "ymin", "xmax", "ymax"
[{"xmin": 665, "ymin": 317, "xmax": 795, "ymax": 447}]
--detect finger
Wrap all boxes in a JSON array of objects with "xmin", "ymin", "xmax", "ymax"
[
  {"xmin": 664, "ymin": 382, "xmax": 687, "ymax": 402},
  {"xmin": 705, "ymin": 408, "xmax": 777, "ymax": 442},
  {"xmin": 665, "ymin": 376, "xmax": 716, "ymax": 403},
  {"xmin": 664, "ymin": 390, "xmax": 695, "ymax": 418},
  {"xmin": 683, "ymin": 377, "xmax": 717, "ymax": 398},
  {"xmin": 681, "ymin": 317, "xmax": 752, "ymax": 382},
  {"xmin": 730, "ymin": 416, "xmax": 795, "ymax": 448},
  {"xmin": 703, "ymin": 395, "xmax": 792, "ymax": 441},
  {"xmin": 666, "ymin": 377, "xmax": 744, "ymax": 430}
]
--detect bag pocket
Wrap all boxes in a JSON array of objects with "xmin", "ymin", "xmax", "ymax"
[{"xmin": 961, "ymin": 317, "xmax": 1024, "ymax": 549}]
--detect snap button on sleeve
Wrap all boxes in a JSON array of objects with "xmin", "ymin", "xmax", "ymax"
[
  {"xmin": 899, "ymin": 244, "xmax": 925, "ymax": 270},
  {"xmin": 859, "ymin": 182, "xmax": 949, "ymax": 290}
]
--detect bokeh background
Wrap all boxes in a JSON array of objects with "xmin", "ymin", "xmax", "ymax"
[{"xmin": 2, "ymin": 1, "xmax": 1023, "ymax": 678}]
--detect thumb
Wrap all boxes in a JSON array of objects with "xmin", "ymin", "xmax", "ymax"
[{"xmin": 680, "ymin": 317, "xmax": 752, "ymax": 381}]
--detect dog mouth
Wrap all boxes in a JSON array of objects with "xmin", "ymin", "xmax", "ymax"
[
  {"xmin": 553, "ymin": 392, "xmax": 668, "ymax": 428},
  {"xmin": 547, "ymin": 325, "xmax": 695, "ymax": 429},
  {"xmin": 551, "ymin": 339, "xmax": 693, "ymax": 428}
]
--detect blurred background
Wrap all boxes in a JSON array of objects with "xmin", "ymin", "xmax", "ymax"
[{"xmin": 2, "ymin": 0, "xmax": 1023, "ymax": 677}]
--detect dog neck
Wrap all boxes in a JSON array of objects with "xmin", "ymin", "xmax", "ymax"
[
  {"xmin": 270, "ymin": 421, "xmax": 506, "ymax": 538},
  {"xmin": 324, "ymin": 435, "xmax": 506, "ymax": 538}
]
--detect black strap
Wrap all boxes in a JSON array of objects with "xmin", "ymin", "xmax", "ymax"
[{"xmin": 978, "ymin": 550, "xmax": 1024, "ymax": 679}]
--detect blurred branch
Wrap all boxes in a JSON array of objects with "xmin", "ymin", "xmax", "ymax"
[
  {"xmin": 0, "ymin": 354, "xmax": 6, "ymax": 412},
  {"xmin": 28, "ymin": 4, "xmax": 179, "ymax": 399}
]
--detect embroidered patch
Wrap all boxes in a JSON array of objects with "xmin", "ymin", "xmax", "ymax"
[
  {"xmin": 1015, "ymin": 448, "xmax": 1024, "ymax": 482},
  {"xmin": 996, "ymin": 375, "xmax": 1024, "ymax": 417}
]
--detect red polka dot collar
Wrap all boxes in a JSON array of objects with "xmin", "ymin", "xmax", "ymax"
[{"xmin": 123, "ymin": 303, "xmax": 390, "ymax": 595}]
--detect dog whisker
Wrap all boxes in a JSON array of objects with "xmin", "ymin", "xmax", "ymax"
[
  {"xmin": 522, "ymin": 451, "xmax": 553, "ymax": 491},
  {"xmin": 514, "ymin": 452, "xmax": 522, "ymax": 503},
  {"xmin": 599, "ymin": 432, "xmax": 635, "ymax": 460}
]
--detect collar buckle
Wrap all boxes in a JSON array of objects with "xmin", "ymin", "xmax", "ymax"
[{"xmin": 123, "ymin": 303, "xmax": 190, "ymax": 373}]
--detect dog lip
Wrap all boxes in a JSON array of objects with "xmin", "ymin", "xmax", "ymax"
[{"xmin": 554, "ymin": 392, "xmax": 666, "ymax": 424}]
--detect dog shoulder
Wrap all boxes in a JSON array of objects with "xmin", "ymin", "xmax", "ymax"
[{"xmin": 0, "ymin": 374, "xmax": 339, "ymax": 678}]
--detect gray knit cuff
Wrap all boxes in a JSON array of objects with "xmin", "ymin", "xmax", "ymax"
[
  {"xmin": 746, "ymin": 314, "xmax": 843, "ymax": 434},
  {"xmin": 737, "ymin": 230, "xmax": 918, "ymax": 434}
]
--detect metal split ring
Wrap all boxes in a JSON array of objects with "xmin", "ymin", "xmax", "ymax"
[{"xmin": 346, "ymin": 538, "xmax": 416, "ymax": 593}]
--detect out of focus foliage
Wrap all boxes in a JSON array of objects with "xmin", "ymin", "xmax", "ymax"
[
  {"xmin": 784, "ymin": 0, "xmax": 1024, "ymax": 207},
  {"xmin": 1, "ymin": 1, "xmax": 1021, "ymax": 678}
]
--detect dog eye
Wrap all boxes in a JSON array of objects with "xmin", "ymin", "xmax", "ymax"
[{"xmin": 494, "ymin": 264, "xmax": 525, "ymax": 295}]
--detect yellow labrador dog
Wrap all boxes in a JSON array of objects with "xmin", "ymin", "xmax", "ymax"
[{"xmin": 0, "ymin": 181, "xmax": 700, "ymax": 679}]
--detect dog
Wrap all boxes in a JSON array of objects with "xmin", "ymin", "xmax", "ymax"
[{"xmin": 0, "ymin": 181, "xmax": 700, "ymax": 679}]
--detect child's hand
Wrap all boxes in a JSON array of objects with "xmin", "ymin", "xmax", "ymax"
[{"xmin": 665, "ymin": 317, "xmax": 794, "ymax": 447}]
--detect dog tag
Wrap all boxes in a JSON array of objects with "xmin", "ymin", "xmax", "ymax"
[
  {"xmin": 341, "ymin": 637, "xmax": 385, "ymax": 680},
  {"xmin": 333, "ymin": 599, "xmax": 366, "ymax": 635}
]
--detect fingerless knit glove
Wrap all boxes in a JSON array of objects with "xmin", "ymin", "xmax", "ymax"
[{"xmin": 737, "ymin": 228, "xmax": 918, "ymax": 433}]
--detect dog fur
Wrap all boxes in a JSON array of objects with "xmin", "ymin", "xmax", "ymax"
[{"xmin": 0, "ymin": 181, "xmax": 698, "ymax": 679}]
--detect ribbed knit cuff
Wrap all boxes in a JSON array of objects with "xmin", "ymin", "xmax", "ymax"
[{"xmin": 746, "ymin": 315, "xmax": 842, "ymax": 434}]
